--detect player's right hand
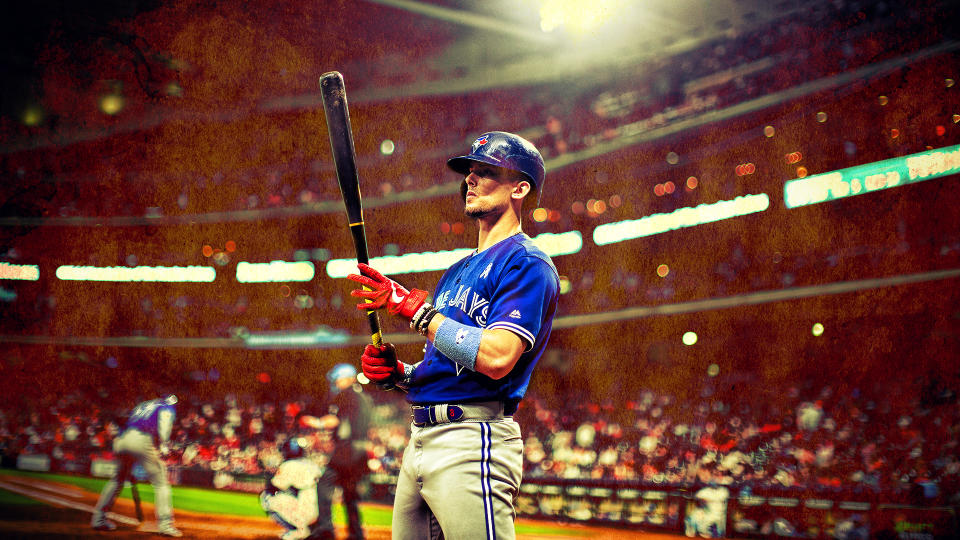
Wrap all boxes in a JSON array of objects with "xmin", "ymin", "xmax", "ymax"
[
  {"xmin": 361, "ymin": 343, "xmax": 404, "ymax": 383},
  {"xmin": 347, "ymin": 263, "xmax": 428, "ymax": 321}
]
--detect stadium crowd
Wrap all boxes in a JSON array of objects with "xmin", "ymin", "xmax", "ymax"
[
  {"xmin": 1, "ymin": 368, "xmax": 957, "ymax": 509},
  {"xmin": 10, "ymin": 0, "xmax": 951, "ymax": 223}
]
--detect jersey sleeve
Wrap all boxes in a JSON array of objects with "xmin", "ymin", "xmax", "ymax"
[{"xmin": 484, "ymin": 255, "xmax": 558, "ymax": 351}]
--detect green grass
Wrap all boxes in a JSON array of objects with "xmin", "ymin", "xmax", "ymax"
[
  {"xmin": 0, "ymin": 487, "xmax": 42, "ymax": 505},
  {"xmin": 0, "ymin": 469, "xmax": 391, "ymax": 525},
  {"xmin": 1, "ymin": 470, "xmax": 589, "ymax": 536}
]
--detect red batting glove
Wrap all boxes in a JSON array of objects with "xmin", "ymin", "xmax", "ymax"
[
  {"xmin": 347, "ymin": 263, "xmax": 428, "ymax": 321},
  {"xmin": 361, "ymin": 343, "xmax": 405, "ymax": 384}
]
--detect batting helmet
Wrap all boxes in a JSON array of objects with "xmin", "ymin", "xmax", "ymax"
[
  {"xmin": 447, "ymin": 131, "xmax": 545, "ymax": 205},
  {"xmin": 327, "ymin": 363, "xmax": 358, "ymax": 394},
  {"xmin": 282, "ymin": 437, "xmax": 306, "ymax": 460}
]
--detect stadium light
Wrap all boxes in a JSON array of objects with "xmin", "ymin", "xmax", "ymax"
[
  {"xmin": 0, "ymin": 262, "xmax": 40, "ymax": 281},
  {"xmin": 55, "ymin": 265, "xmax": 215, "ymax": 282},
  {"xmin": 593, "ymin": 194, "xmax": 770, "ymax": 246},
  {"xmin": 325, "ymin": 231, "xmax": 582, "ymax": 278}
]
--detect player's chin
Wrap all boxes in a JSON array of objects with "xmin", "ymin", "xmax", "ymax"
[{"xmin": 464, "ymin": 202, "xmax": 489, "ymax": 220}]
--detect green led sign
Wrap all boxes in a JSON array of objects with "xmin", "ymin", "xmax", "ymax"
[{"xmin": 784, "ymin": 144, "xmax": 960, "ymax": 209}]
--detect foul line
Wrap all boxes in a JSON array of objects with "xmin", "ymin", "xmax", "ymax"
[{"xmin": 0, "ymin": 479, "xmax": 139, "ymax": 526}]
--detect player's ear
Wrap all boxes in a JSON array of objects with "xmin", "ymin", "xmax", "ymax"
[{"xmin": 511, "ymin": 180, "xmax": 531, "ymax": 200}]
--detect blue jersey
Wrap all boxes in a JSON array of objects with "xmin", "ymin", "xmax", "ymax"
[
  {"xmin": 407, "ymin": 233, "xmax": 559, "ymax": 408},
  {"xmin": 126, "ymin": 398, "xmax": 176, "ymax": 441}
]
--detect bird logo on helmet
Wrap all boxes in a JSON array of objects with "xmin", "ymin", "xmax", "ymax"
[{"xmin": 448, "ymin": 131, "xmax": 546, "ymax": 206}]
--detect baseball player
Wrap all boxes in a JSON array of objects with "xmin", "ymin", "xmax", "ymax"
[
  {"xmin": 323, "ymin": 363, "xmax": 373, "ymax": 540},
  {"xmin": 91, "ymin": 394, "xmax": 182, "ymax": 537},
  {"xmin": 260, "ymin": 437, "xmax": 334, "ymax": 540},
  {"xmin": 347, "ymin": 131, "xmax": 560, "ymax": 539},
  {"xmin": 300, "ymin": 363, "xmax": 374, "ymax": 540}
]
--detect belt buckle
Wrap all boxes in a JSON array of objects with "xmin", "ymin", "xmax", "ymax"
[{"xmin": 413, "ymin": 404, "xmax": 465, "ymax": 426}]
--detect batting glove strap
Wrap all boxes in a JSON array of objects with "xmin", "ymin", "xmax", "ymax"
[{"xmin": 390, "ymin": 287, "xmax": 428, "ymax": 320}]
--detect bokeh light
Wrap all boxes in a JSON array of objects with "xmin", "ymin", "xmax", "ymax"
[
  {"xmin": 666, "ymin": 151, "xmax": 680, "ymax": 165},
  {"xmin": 816, "ymin": 111, "xmax": 828, "ymax": 123},
  {"xmin": 683, "ymin": 331, "xmax": 698, "ymax": 346},
  {"xmin": 202, "ymin": 244, "xmax": 214, "ymax": 257},
  {"xmin": 22, "ymin": 106, "xmax": 44, "ymax": 127},
  {"xmin": 656, "ymin": 264, "xmax": 669, "ymax": 277},
  {"xmin": 99, "ymin": 93, "xmax": 125, "ymax": 115},
  {"xmin": 812, "ymin": 322, "xmax": 825, "ymax": 336},
  {"xmin": 686, "ymin": 176, "xmax": 698, "ymax": 190},
  {"xmin": 533, "ymin": 208, "xmax": 549, "ymax": 222},
  {"xmin": 763, "ymin": 125, "xmax": 775, "ymax": 137},
  {"xmin": 878, "ymin": 95, "xmax": 888, "ymax": 106},
  {"xmin": 707, "ymin": 363, "xmax": 719, "ymax": 376},
  {"xmin": 380, "ymin": 139, "xmax": 396, "ymax": 155}
]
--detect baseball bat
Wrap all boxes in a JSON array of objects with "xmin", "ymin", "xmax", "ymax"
[{"xmin": 319, "ymin": 71, "xmax": 384, "ymax": 386}]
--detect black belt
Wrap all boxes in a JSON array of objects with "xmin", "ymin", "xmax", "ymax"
[{"xmin": 412, "ymin": 401, "xmax": 508, "ymax": 427}]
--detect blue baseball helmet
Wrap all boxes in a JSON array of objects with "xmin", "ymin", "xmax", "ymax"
[
  {"xmin": 447, "ymin": 131, "xmax": 545, "ymax": 205},
  {"xmin": 283, "ymin": 437, "xmax": 306, "ymax": 459},
  {"xmin": 327, "ymin": 363, "xmax": 357, "ymax": 394}
]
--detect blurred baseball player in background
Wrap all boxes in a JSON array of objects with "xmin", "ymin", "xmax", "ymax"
[
  {"xmin": 300, "ymin": 363, "xmax": 373, "ymax": 540},
  {"xmin": 322, "ymin": 363, "xmax": 373, "ymax": 540},
  {"xmin": 91, "ymin": 394, "xmax": 182, "ymax": 537},
  {"xmin": 260, "ymin": 437, "xmax": 333, "ymax": 540},
  {"xmin": 347, "ymin": 131, "xmax": 560, "ymax": 539}
]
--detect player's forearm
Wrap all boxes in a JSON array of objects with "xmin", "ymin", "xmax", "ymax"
[
  {"xmin": 426, "ymin": 315, "xmax": 522, "ymax": 380},
  {"xmin": 157, "ymin": 410, "xmax": 173, "ymax": 443}
]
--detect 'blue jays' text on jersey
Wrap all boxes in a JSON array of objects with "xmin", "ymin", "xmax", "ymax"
[
  {"xmin": 126, "ymin": 398, "xmax": 176, "ymax": 442},
  {"xmin": 407, "ymin": 233, "xmax": 560, "ymax": 408}
]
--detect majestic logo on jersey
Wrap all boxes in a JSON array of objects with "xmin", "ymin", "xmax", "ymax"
[
  {"xmin": 479, "ymin": 263, "xmax": 492, "ymax": 279},
  {"xmin": 509, "ymin": 309, "xmax": 522, "ymax": 319}
]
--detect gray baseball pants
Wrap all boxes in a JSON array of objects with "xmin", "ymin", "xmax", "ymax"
[
  {"xmin": 92, "ymin": 429, "xmax": 175, "ymax": 526},
  {"xmin": 391, "ymin": 405, "xmax": 523, "ymax": 540}
]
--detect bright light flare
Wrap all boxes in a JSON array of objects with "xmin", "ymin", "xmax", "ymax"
[{"xmin": 539, "ymin": 0, "xmax": 625, "ymax": 36}]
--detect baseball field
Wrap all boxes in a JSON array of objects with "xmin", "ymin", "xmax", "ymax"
[{"xmin": 0, "ymin": 469, "xmax": 682, "ymax": 539}]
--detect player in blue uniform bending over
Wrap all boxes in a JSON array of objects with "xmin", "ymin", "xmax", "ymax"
[
  {"xmin": 92, "ymin": 394, "xmax": 182, "ymax": 537},
  {"xmin": 347, "ymin": 131, "xmax": 560, "ymax": 540}
]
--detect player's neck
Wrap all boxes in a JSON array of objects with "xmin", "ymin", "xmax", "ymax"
[{"xmin": 475, "ymin": 210, "xmax": 522, "ymax": 252}]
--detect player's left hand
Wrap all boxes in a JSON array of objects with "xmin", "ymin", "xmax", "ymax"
[{"xmin": 347, "ymin": 263, "xmax": 428, "ymax": 321}]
